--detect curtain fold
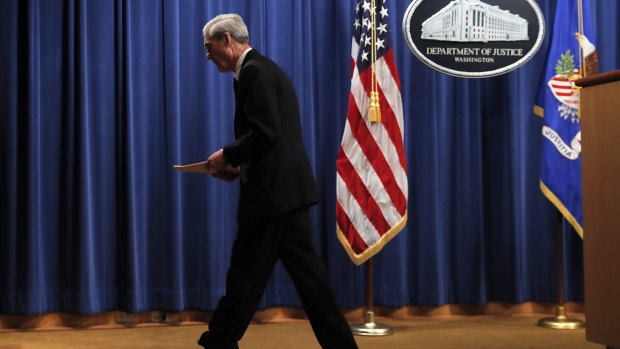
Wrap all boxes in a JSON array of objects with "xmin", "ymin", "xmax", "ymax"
[{"xmin": 1, "ymin": 0, "xmax": 618, "ymax": 316}]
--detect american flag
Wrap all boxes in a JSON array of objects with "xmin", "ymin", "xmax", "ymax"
[{"xmin": 336, "ymin": 0, "xmax": 407, "ymax": 265}]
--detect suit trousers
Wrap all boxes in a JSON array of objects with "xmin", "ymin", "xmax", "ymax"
[{"xmin": 198, "ymin": 208, "xmax": 358, "ymax": 349}]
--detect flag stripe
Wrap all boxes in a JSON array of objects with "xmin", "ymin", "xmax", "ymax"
[
  {"xmin": 336, "ymin": 171, "xmax": 383, "ymax": 244},
  {"xmin": 340, "ymin": 121, "xmax": 404, "ymax": 226},
  {"xmin": 337, "ymin": 147, "xmax": 392, "ymax": 235},
  {"xmin": 336, "ymin": 200, "xmax": 370, "ymax": 254},
  {"xmin": 352, "ymin": 43, "xmax": 407, "ymax": 174},
  {"xmin": 353, "ymin": 41, "xmax": 404, "ymax": 128},
  {"xmin": 381, "ymin": 49, "xmax": 401, "ymax": 92},
  {"xmin": 350, "ymin": 61, "xmax": 408, "ymax": 196},
  {"xmin": 377, "ymin": 53, "xmax": 405, "ymax": 134},
  {"xmin": 375, "ymin": 78, "xmax": 408, "ymax": 175},
  {"xmin": 344, "ymin": 96, "xmax": 407, "ymax": 214}
]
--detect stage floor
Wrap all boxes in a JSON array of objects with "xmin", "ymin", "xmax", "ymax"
[{"xmin": 0, "ymin": 316, "xmax": 601, "ymax": 349}]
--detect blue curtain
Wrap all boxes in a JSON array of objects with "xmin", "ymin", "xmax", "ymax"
[{"xmin": 1, "ymin": 0, "xmax": 619, "ymax": 316}]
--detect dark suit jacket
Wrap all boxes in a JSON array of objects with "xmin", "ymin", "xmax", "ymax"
[{"xmin": 223, "ymin": 50, "xmax": 319, "ymax": 223}]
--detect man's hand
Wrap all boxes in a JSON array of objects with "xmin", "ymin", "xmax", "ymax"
[
  {"xmin": 206, "ymin": 149, "xmax": 239, "ymax": 182},
  {"xmin": 206, "ymin": 149, "xmax": 228, "ymax": 173}
]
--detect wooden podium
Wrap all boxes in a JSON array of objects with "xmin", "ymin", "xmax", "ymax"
[{"xmin": 576, "ymin": 70, "xmax": 620, "ymax": 349}]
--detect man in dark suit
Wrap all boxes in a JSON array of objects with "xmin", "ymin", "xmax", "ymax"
[{"xmin": 198, "ymin": 14, "xmax": 358, "ymax": 349}]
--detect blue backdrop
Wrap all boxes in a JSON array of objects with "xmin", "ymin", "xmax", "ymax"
[{"xmin": 1, "ymin": 0, "xmax": 619, "ymax": 316}]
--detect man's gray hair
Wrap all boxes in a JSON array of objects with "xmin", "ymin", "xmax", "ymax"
[{"xmin": 203, "ymin": 14, "xmax": 249, "ymax": 44}]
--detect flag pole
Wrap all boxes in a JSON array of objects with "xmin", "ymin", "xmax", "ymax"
[
  {"xmin": 351, "ymin": 1, "xmax": 389, "ymax": 335},
  {"xmin": 539, "ymin": 0, "xmax": 586, "ymax": 329},
  {"xmin": 350, "ymin": 258, "xmax": 393, "ymax": 336},
  {"xmin": 537, "ymin": 214, "xmax": 585, "ymax": 329}
]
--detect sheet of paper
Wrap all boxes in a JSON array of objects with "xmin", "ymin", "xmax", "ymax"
[{"xmin": 173, "ymin": 161, "xmax": 211, "ymax": 173}]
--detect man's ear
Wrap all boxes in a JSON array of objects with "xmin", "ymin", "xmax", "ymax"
[{"xmin": 223, "ymin": 32, "xmax": 231, "ymax": 46}]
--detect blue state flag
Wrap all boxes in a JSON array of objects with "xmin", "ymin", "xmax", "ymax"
[{"xmin": 534, "ymin": 0, "xmax": 597, "ymax": 238}]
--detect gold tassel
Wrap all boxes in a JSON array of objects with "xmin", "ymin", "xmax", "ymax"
[
  {"xmin": 368, "ymin": 91, "xmax": 381, "ymax": 123},
  {"xmin": 368, "ymin": 0, "xmax": 381, "ymax": 123}
]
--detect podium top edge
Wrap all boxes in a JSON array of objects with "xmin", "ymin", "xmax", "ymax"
[{"xmin": 575, "ymin": 69, "xmax": 620, "ymax": 88}]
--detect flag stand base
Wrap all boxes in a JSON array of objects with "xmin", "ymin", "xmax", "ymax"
[
  {"xmin": 350, "ymin": 310, "xmax": 393, "ymax": 336},
  {"xmin": 350, "ymin": 258, "xmax": 393, "ymax": 336},
  {"xmin": 537, "ymin": 305, "xmax": 585, "ymax": 330},
  {"xmin": 537, "ymin": 215, "xmax": 585, "ymax": 330}
]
